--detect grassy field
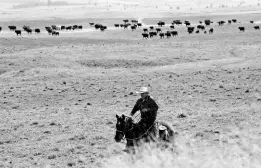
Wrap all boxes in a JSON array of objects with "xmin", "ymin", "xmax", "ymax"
[{"xmin": 0, "ymin": 1, "xmax": 261, "ymax": 168}]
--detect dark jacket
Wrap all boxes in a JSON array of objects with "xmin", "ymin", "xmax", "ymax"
[{"xmin": 130, "ymin": 95, "xmax": 158, "ymax": 123}]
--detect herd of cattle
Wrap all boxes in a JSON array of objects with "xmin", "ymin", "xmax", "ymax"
[
  {"xmin": 0, "ymin": 18, "xmax": 260, "ymax": 38},
  {"xmin": 110, "ymin": 19, "xmax": 259, "ymax": 39}
]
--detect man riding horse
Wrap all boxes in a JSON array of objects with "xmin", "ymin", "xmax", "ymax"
[{"xmin": 130, "ymin": 87, "xmax": 159, "ymax": 141}]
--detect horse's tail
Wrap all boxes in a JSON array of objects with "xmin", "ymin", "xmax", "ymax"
[{"xmin": 158, "ymin": 120, "xmax": 176, "ymax": 142}]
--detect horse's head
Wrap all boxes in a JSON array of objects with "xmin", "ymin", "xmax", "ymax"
[{"xmin": 114, "ymin": 114, "xmax": 133, "ymax": 142}]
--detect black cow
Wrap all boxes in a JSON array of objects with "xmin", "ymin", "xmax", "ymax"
[
  {"xmin": 204, "ymin": 31, "xmax": 207, "ymax": 34},
  {"xmin": 35, "ymin": 29, "xmax": 40, "ymax": 34},
  {"xmin": 250, "ymin": 21, "xmax": 254, "ymax": 24},
  {"xmin": 199, "ymin": 21, "xmax": 202, "ymax": 24},
  {"xmin": 0, "ymin": 27, "xmax": 2, "ymax": 32},
  {"xmin": 238, "ymin": 26, "xmax": 245, "ymax": 32},
  {"xmin": 142, "ymin": 33, "xmax": 149, "ymax": 39},
  {"xmin": 197, "ymin": 25, "xmax": 205, "ymax": 30},
  {"xmin": 185, "ymin": 22, "xmax": 191, "ymax": 27},
  {"xmin": 89, "ymin": 23, "xmax": 95, "ymax": 26},
  {"xmin": 156, "ymin": 28, "xmax": 161, "ymax": 33},
  {"xmin": 61, "ymin": 26, "xmax": 65, "ymax": 30},
  {"xmin": 137, "ymin": 23, "xmax": 142, "ymax": 27},
  {"xmin": 157, "ymin": 21, "xmax": 165, "ymax": 27},
  {"xmin": 143, "ymin": 28, "xmax": 148, "ymax": 32},
  {"xmin": 254, "ymin": 26, "xmax": 260, "ymax": 30},
  {"xmin": 195, "ymin": 30, "xmax": 199, "ymax": 34},
  {"xmin": 15, "ymin": 30, "xmax": 21, "ymax": 36},
  {"xmin": 173, "ymin": 20, "xmax": 182, "ymax": 25},
  {"xmin": 159, "ymin": 33, "xmax": 165, "ymax": 39},
  {"xmin": 123, "ymin": 19, "xmax": 129, "ymax": 23},
  {"xmin": 204, "ymin": 20, "xmax": 211, "ymax": 26},
  {"xmin": 209, "ymin": 28, "xmax": 214, "ymax": 34},
  {"xmin": 131, "ymin": 26, "xmax": 136, "ymax": 30},
  {"xmin": 232, "ymin": 19, "xmax": 237, "ymax": 23},
  {"xmin": 78, "ymin": 25, "xmax": 83, "ymax": 30},
  {"xmin": 218, "ymin": 21, "xmax": 225, "ymax": 26},
  {"xmin": 114, "ymin": 24, "xmax": 119, "ymax": 28},
  {"xmin": 26, "ymin": 29, "xmax": 32, "ymax": 34},
  {"xmin": 95, "ymin": 24, "xmax": 102, "ymax": 29},
  {"xmin": 149, "ymin": 32, "xmax": 157, "ymax": 38},
  {"xmin": 228, "ymin": 20, "xmax": 232, "ymax": 24},
  {"xmin": 187, "ymin": 26, "xmax": 195, "ymax": 34},
  {"xmin": 171, "ymin": 31, "xmax": 178, "ymax": 36},
  {"xmin": 150, "ymin": 26, "xmax": 154, "ymax": 30},
  {"xmin": 165, "ymin": 32, "xmax": 171, "ymax": 38},
  {"xmin": 170, "ymin": 25, "xmax": 175, "ymax": 29},
  {"xmin": 9, "ymin": 26, "xmax": 16, "ymax": 31},
  {"xmin": 52, "ymin": 31, "xmax": 59, "ymax": 36}
]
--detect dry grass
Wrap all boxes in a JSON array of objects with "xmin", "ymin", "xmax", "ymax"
[{"xmin": 103, "ymin": 127, "xmax": 260, "ymax": 168}]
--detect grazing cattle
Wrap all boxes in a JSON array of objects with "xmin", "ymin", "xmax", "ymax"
[
  {"xmin": 173, "ymin": 20, "xmax": 182, "ymax": 25},
  {"xmin": 199, "ymin": 21, "xmax": 202, "ymax": 24},
  {"xmin": 137, "ymin": 23, "xmax": 142, "ymax": 27},
  {"xmin": 158, "ymin": 21, "xmax": 165, "ymax": 27},
  {"xmin": 89, "ymin": 23, "xmax": 94, "ymax": 26},
  {"xmin": 131, "ymin": 26, "xmax": 136, "ymax": 30},
  {"xmin": 143, "ymin": 28, "xmax": 148, "ymax": 32},
  {"xmin": 15, "ymin": 30, "xmax": 21, "ymax": 36},
  {"xmin": 114, "ymin": 24, "xmax": 119, "ymax": 28},
  {"xmin": 204, "ymin": 31, "xmax": 207, "ymax": 34},
  {"xmin": 254, "ymin": 26, "xmax": 260, "ymax": 30},
  {"xmin": 142, "ymin": 33, "xmax": 149, "ymax": 39},
  {"xmin": 228, "ymin": 20, "xmax": 232, "ymax": 24},
  {"xmin": 120, "ymin": 24, "xmax": 124, "ymax": 28},
  {"xmin": 35, "ymin": 29, "xmax": 40, "ymax": 34},
  {"xmin": 250, "ymin": 21, "xmax": 254, "ymax": 24},
  {"xmin": 72, "ymin": 25, "xmax": 78, "ymax": 30},
  {"xmin": 156, "ymin": 28, "xmax": 161, "ymax": 33},
  {"xmin": 217, "ymin": 21, "xmax": 225, "ymax": 26},
  {"xmin": 123, "ymin": 19, "xmax": 129, "ymax": 23},
  {"xmin": 0, "ymin": 27, "xmax": 2, "ymax": 32},
  {"xmin": 195, "ymin": 30, "xmax": 199, "ymax": 34},
  {"xmin": 95, "ymin": 24, "xmax": 102, "ymax": 29},
  {"xmin": 78, "ymin": 25, "xmax": 83, "ymax": 30},
  {"xmin": 124, "ymin": 24, "xmax": 129, "ymax": 29},
  {"xmin": 61, "ymin": 26, "xmax": 65, "ymax": 30},
  {"xmin": 9, "ymin": 26, "xmax": 16, "ymax": 31},
  {"xmin": 232, "ymin": 19, "xmax": 237, "ymax": 23},
  {"xmin": 131, "ymin": 20, "xmax": 138, "ymax": 23},
  {"xmin": 150, "ymin": 26, "xmax": 154, "ymax": 30},
  {"xmin": 238, "ymin": 26, "xmax": 245, "ymax": 32},
  {"xmin": 209, "ymin": 28, "xmax": 214, "ymax": 34},
  {"xmin": 165, "ymin": 32, "xmax": 171, "ymax": 38},
  {"xmin": 170, "ymin": 25, "xmax": 175, "ymax": 29},
  {"xmin": 171, "ymin": 31, "xmax": 178, "ymax": 36},
  {"xmin": 197, "ymin": 25, "xmax": 205, "ymax": 30},
  {"xmin": 159, "ymin": 33, "xmax": 165, "ymax": 39},
  {"xmin": 185, "ymin": 22, "xmax": 191, "ymax": 27},
  {"xmin": 66, "ymin": 26, "xmax": 72, "ymax": 30},
  {"xmin": 187, "ymin": 26, "xmax": 195, "ymax": 34},
  {"xmin": 204, "ymin": 20, "xmax": 211, "ymax": 26},
  {"xmin": 149, "ymin": 32, "xmax": 157, "ymax": 38},
  {"xmin": 47, "ymin": 29, "xmax": 52, "ymax": 35},
  {"xmin": 26, "ymin": 29, "xmax": 32, "ymax": 34},
  {"xmin": 52, "ymin": 31, "xmax": 59, "ymax": 36}
]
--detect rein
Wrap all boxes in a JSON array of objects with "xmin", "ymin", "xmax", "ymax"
[{"xmin": 116, "ymin": 120, "xmax": 156, "ymax": 141}]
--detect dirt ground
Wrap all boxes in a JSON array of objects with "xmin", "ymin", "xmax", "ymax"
[{"xmin": 0, "ymin": 1, "xmax": 261, "ymax": 168}]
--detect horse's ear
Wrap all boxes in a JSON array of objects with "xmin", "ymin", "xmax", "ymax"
[
  {"xmin": 116, "ymin": 114, "xmax": 119, "ymax": 119},
  {"xmin": 121, "ymin": 114, "xmax": 125, "ymax": 119}
]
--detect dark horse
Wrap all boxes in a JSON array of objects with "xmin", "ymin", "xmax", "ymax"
[{"xmin": 114, "ymin": 114, "xmax": 175, "ymax": 153}]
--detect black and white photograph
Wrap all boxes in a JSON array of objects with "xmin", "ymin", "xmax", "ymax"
[{"xmin": 0, "ymin": 0, "xmax": 261, "ymax": 167}]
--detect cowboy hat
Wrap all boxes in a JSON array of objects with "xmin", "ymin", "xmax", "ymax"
[{"xmin": 136, "ymin": 87, "xmax": 149, "ymax": 94}]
